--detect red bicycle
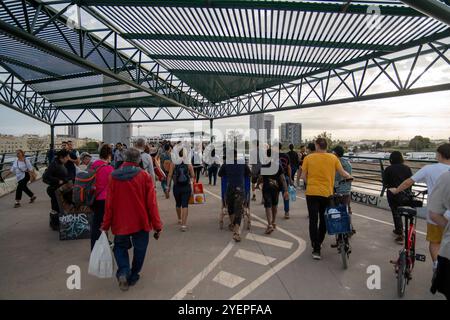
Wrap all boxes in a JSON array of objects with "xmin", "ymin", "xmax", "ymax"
[{"xmin": 392, "ymin": 190, "xmax": 427, "ymax": 298}]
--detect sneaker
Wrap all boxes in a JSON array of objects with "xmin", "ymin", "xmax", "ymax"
[
  {"xmin": 14, "ymin": 203, "xmax": 21, "ymax": 208},
  {"xmin": 181, "ymin": 225, "xmax": 187, "ymax": 232},
  {"xmin": 29, "ymin": 196, "xmax": 37, "ymax": 203},
  {"xmin": 233, "ymin": 233, "xmax": 241, "ymax": 242},
  {"xmin": 118, "ymin": 275, "xmax": 129, "ymax": 291},
  {"xmin": 312, "ymin": 251, "xmax": 322, "ymax": 260},
  {"xmin": 284, "ymin": 212, "xmax": 290, "ymax": 219}
]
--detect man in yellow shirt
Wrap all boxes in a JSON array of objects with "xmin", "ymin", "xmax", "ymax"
[{"xmin": 301, "ymin": 138, "xmax": 352, "ymax": 260}]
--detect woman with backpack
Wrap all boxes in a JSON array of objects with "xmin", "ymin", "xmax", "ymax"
[
  {"xmin": 10, "ymin": 149, "xmax": 37, "ymax": 208},
  {"xmin": 89, "ymin": 143, "xmax": 114, "ymax": 250},
  {"xmin": 166, "ymin": 146, "xmax": 195, "ymax": 232}
]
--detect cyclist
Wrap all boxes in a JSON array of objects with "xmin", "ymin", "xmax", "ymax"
[
  {"xmin": 301, "ymin": 138, "xmax": 352, "ymax": 260},
  {"xmin": 332, "ymin": 145, "xmax": 355, "ymax": 235},
  {"xmin": 389, "ymin": 144, "xmax": 450, "ymax": 273}
]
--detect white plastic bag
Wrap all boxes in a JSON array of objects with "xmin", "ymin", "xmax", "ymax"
[{"xmin": 88, "ymin": 231, "xmax": 113, "ymax": 278}]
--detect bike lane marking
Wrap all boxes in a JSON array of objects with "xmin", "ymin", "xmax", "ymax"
[{"xmin": 171, "ymin": 189, "xmax": 306, "ymax": 300}]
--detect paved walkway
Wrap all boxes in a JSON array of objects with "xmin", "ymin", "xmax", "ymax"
[{"xmin": 0, "ymin": 179, "xmax": 444, "ymax": 300}]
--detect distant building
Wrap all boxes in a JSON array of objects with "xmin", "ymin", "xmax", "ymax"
[
  {"xmin": 250, "ymin": 114, "xmax": 275, "ymax": 142},
  {"xmin": 280, "ymin": 122, "xmax": 302, "ymax": 146},
  {"xmin": 67, "ymin": 125, "xmax": 79, "ymax": 139}
]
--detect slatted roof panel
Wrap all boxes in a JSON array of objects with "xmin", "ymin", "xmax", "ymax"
[{"xmin": 82, "ymin": 0, "xmax": 450, "ymax": 102}]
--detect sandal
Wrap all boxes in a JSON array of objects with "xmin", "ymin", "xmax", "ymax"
[{"xmin": 264, "ymin": 225, "xmax": 274, "ymax": 234}]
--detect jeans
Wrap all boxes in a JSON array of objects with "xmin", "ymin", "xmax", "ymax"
[
  {"xmin": 279, "ymin": 176, "xmax": 290, "ymax": 213},
  {"xmin": 306, "ymin": 195, "xmax": 329, "ymax": 252},
  {"xmin": 113, "ymin": 230, "xmax": 149, "ymax": 283},
  {"xmin": 208, "ymin": 165, "xmax": 218, "ymax": 185},
  {"xmin": 16, "ymin": 172, "xmax": 33, "ymax": 201},
  {"xmin": 91, "ymin": 200, "xmax": 106, "ymax": 250}
]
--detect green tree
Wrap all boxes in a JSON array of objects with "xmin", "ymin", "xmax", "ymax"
[
  {"xmin": 408, "ymin": 135, "xmax": 432, "ymax": 151},
  {"xmin": 375, "ymin": 142, "xmax": 383, "ymax": 150},
  {"xmin": 383, "ymin": 141, "xmax": 393, "ymax": 148}
]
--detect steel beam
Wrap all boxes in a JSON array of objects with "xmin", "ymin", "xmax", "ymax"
[{"xmin": 400, "ymin": 0, "xmax": 450, "ymax": 26}]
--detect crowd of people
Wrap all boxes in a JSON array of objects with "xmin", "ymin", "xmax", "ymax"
[{"xmin": 9, "ymin": 137, "xmax": 450, "ymax": 298}]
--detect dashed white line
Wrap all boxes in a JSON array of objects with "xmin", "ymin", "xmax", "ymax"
[
  {"xmin": 246, "ymin": 233, "xmax": 293, "ymax": 249},
  {"xmin": 234, "ymin": 249, "xmax": 276, "ymax": 266},
  {"xmin": 213, "ymin": 271, "xmax": 246, "ymax": 289}
]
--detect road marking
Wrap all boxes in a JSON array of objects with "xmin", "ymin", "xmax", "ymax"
[
  {"xmin": 204, "ymin": 189, "xmax": 307, "ymax": 300},
  {"xmin": 234, "ymin": 249, "xmax": 276, "ymax": 266},
  {"xmin": 295, "ymin": 195, "xmax": 426, "ymax": 236},
  {"xmin": 246, "ymin": 233, "xmax": 293, "ymax": 249},
  {"xmin": 231, "ymin": 214, "xmax": 307, "ymax": 300},
  {"xmin": 213, "ymin": 271, "xmax": 246, "ymax": 288},
  {"xmin": 250, "ymin": 220, "xmax": 267, "ymax": 229}
]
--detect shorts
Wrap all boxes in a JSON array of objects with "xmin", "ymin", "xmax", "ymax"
[
  {"xmin": 262, "ymin": 186, "xmax": 280, "ymax": 208},
  {"xmin": 427, "ymin": 223, "xmax": 444, "ymax": 243},
  {"xmin": 226, "ymin": 187, "xmax": 244, "ymax": 216},
  {"xmin": 173, "ymin": 184, "xmax": 191, "ymax": 208}
]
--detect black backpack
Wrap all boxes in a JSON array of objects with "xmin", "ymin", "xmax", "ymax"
[{"xmin": 175, "ymin": 164, "xmax": 190, "ymax": 186}]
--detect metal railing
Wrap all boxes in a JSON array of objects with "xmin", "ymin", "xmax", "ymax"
[{"xmin": 344, "ymin": 155, "xmax": 435, "ymax": 197}]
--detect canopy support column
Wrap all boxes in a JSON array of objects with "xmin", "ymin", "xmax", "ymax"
[{"xmin": 209, "ymin": 119, "xmax": 214, "ymax": 144}]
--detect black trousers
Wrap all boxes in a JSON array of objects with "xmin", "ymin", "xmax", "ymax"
[
  {"xmin": 91, "ymin": 200, "xmax": 106, "ymax": 250},
  {"xmin": 208, "ymin": 165, "xmax": 218, "ymax": 185},
  {"xmin": 387, "ymin": 192, "xmax": 403, "ymax": 233},
  {"xmin": 15, "ymin": 172, "xmax": 33, "ymax": 201},
  {"xmin": 47, "ymin": 186, "xmax": 59, "ymax": 212},
  {"xmin": 306, "ymin": 195, "xmax": 329, "ymax": 252},
  {"xmin": 194, "ymin": 167, "xmax": 202, "ymax": 183}
]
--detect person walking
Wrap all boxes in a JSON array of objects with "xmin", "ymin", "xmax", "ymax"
[
  {"xmin": 192, "ymin": 149, "xmax": 203, "ymax": 183},
  {"xmin": 160, "ymin": 143, "xmax": 173, "ymax": 196},
  {"xmin": 134, "ymin": 138, "xmax": 155, "ymax": 183},
  {"xmin": 301, "ymin": 138, "xmax": 352, "ymax": 260},
  {"xmin": 101, "ymin": 147, "xmax": 162, "ymax": 291},
  {"xmin": 89, "ymin": 144, "xmax": 114, "ymax": 250},
  {"xmin": 208, "ymin": 149, "xmax": 220, "ymax": 186},
  {"xmin": 43, "ymin": 149, "xmax": 70, "ymax": 230},
  {"xmin": 389, "ymin": 144, "xmax": 450, "ymax": 271},
  {"xmin": 287, "ymin": 143, "xmax": 300, "ymax": 187},
  {"xmin": 259, "ymin": 147, "xmax": 289, "ymax": 235},
  {"xmin": 10, "ymin": 149, "xmax": 36, "ymax": 208},
  {"xmin": 429, "ymin": 170, "xmax": 450, "ymax": 300},
  {"xmin": 382, "ymin": 151, "xmax": 413, "ymax": 244},
  {"xmin": 279, "ymin": 143, "xmax": 292, "ymax": 219},
  {"xmin": 218, "ymin": 150, "xmax": 251, "ymax": 242},
  {"xmin": 296, "ymin": 145, "xmax": 307, "ymax": 187},
  {"xmin": 114, "ymin": 142, "xmax": 125, "ymax": 169},
  {"xmin": 166, "ymin": 146, "xmax": 195, "ymax": 231}
]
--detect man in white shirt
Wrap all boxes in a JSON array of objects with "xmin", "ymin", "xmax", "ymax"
[
  {"xmin": 134, "ymin": 138, "xmax": 155, "ymax": 183},
  {"xmin": 429, "ymin": 171, "xmax": 450, "ymax": 300},
  {"xmin": 389, "ymin": 144, "xmax": 450, "ymax": 271}
]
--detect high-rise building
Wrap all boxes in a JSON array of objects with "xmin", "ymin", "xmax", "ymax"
[
  {"xmin": 67, "ymin": 125, "xmax": 79, "ymax": 139},
  {"xmin": 249, "ymin": 114, "xmax": 275, "ymax": 142},
  {"xmin": 280, "ymin": 122, "xmax": 302, "ymax": 146}
]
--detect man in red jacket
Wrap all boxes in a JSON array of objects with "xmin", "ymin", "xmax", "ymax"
[{"xmin": 101, "ymin": 147, "xmax": 163, "ymax": 291}]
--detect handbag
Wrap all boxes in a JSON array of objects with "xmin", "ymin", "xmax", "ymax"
[{"xmin": 29, "ymin": 169, "xmax": 37, "ymax": 182}]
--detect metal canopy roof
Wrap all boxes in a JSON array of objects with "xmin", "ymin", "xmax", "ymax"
[{"xmin": 0, "ymin": 0, "xmax": 449, "ymax": 126}]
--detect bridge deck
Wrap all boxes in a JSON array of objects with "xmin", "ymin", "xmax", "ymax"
[{"xmin": 0, "ymin": 180, "xmax": 442, "ymax": 300}]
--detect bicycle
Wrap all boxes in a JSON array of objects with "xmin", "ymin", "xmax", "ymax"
[
  {"xmin": 391, "ymin": 190, "xmax": 427, "ymax": 298},
  {"xmin": 325, "ymin": 178, "xmax": 354, "ymax": 269}
]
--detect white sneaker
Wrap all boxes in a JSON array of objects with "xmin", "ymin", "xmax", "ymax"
[{"xmin": 181, "ymin": 225, "xmax": 187, "ymax": 232}]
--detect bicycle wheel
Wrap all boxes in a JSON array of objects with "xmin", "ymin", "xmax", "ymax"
[
  {"xmin": 340, "ymin": 238, "xmax": 348, "ymax": 269},
  {"xmin": 397, "ymin": 251, "xmax": 407, "ymax": 298}
]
